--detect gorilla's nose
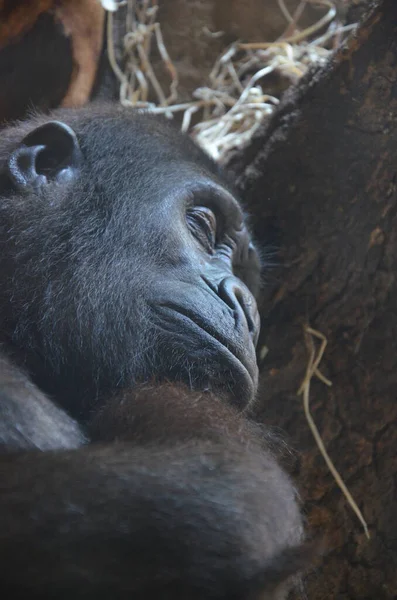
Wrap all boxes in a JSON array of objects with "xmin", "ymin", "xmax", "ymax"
[{"xmin": 218, "ymin": 278, "xmax": 260, "ymax": 347}]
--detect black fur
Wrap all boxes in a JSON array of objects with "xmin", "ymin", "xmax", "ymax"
[
  {"xmin": 0, "ymin": 106, "xmax": 312, "ymax": 598},
  {"xmin": 0, "ymin": 104, "xmax": 261, "ymax": 419},
  {"xmin": 0, "ymin": 383, "xmax": 309, "ymax": 599},
  {"xmin": 0, "ymin": 353, "xmax": 85, "ymax": 452}
]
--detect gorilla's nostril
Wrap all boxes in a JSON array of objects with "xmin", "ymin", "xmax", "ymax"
[{"xmin": 218, "ymin": 278, "xmax": 260, "ymax": 346}]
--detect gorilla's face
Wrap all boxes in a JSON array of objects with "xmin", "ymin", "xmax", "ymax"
[{"xmin": 0, "ymin": 106, "xmax": 261, "ymax": 418}]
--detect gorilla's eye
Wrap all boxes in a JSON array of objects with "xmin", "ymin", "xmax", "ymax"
[{"xmin": 187, "ymin": 207, "xmax": 217, "ymax": 253}]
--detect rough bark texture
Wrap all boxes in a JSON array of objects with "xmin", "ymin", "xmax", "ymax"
[{"xmin": 228, "ymin": 1, "xmax": 397, "ymax": 597}]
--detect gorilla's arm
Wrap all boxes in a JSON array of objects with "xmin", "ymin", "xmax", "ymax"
[
  {"xmin": 0, "ymin": 384, "xmax": 307, "ymax": 600},
  {"xmin": 0, "ymin": 353, "xmax": 85, "ymax": 451}
]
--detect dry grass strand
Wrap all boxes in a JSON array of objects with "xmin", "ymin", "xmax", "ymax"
[{"xmin": 298, "ymin": 326, "xmax": 370, "ymax": 540}]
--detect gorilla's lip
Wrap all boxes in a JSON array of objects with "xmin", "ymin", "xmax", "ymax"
[{"xmin": 155, "ymin": 304, "xmax": 258, "ymax": 401}]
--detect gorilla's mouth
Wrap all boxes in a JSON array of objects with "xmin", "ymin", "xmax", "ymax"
[{"xmin": 154, "ymin": 304, "xmax": 258, "ymax": 405}]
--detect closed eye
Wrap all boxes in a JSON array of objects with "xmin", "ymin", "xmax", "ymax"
[{"xmin": 186, "ymin": 207, "xmax": 217, "ymax": 254}]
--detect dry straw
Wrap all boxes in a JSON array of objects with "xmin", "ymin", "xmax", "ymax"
[
  {"xmin": 104, "ymin": 0, "xmax": 357, "ymax": 161},
  {"xmin": 298, "ymin": 326, "xmax": 370, "ymax": 539}
]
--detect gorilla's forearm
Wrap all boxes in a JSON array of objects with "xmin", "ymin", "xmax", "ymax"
[
  {"xmin": 0, "ymin": 432, "xmax": 303, "ymax": 599},
  {"xmin": 0, "ymin": 353, "xmax": 86, "ymax": 452}
]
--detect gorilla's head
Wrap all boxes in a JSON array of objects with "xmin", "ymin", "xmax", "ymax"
[{"xmin": 0, "ymin": 105, "xmax": 261, "ymax": 419}]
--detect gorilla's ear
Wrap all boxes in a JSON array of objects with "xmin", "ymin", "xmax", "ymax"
[{"xmin": 7, "ymin": 121, "xmax": 82, "ymax": 192}]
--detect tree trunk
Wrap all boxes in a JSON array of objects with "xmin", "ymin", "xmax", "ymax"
[{"xmin": 228, "ymin": 1, "xmax": 397, "ymax": 597}]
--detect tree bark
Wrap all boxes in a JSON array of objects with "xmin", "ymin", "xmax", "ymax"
[{"xmin": 228, "ymin": 1, "xmax": 397, "ymax": 597}]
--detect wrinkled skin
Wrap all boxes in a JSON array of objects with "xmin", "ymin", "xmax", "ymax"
[{"xmin": 0, "ymin": 105, "xmax": 261, "ymax": 419}]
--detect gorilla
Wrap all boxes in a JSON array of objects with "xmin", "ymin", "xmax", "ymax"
[
  {"xmin": 0, "ymin": 105, "xmax": 313, "ymax": 598},
  {"xmin": 0, "ymin": 104, "xmax": 261, "ymax": 419}
]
